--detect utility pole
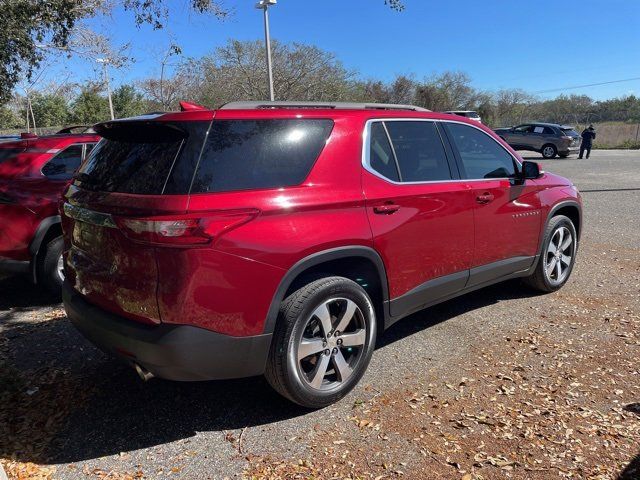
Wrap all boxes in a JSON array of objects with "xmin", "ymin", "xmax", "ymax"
[
  {"xmin": 255, "ymin": 0, "xmax": 277, "ymax": 101},
  {"xmin": 97, "ymin": 58, "xmax": 115, "ymax": 120}
]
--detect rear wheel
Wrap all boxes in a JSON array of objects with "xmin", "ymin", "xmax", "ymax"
[
  {"xmin": 37, "ymin": 236, "xmax": 64, "ymax": 297},
  {"xmin": 265, "ymin": 277, "xmax": 377, "ymax": 408},
  {"xmin": 524, "ymin": 215, "xmax": 577, "ymax": 292},
  {"xmin": 541, "ymin": 144, "xmax": 557, "ymax": 159}
]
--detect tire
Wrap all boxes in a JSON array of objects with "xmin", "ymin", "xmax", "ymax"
[
  {"xmin": 265, "ymin": 276, "xmax": 377, "ymax": 408},
  {"xmin": 523, "ymin": 215, "xmax": 577, "ymax": 293},
  {"xmin": 541, "ymin": 144, "xmax": 557, "ymax": 159},
  {"xmin": 37, "ymin": 236, "xmax": 64, "ymax": 297}
]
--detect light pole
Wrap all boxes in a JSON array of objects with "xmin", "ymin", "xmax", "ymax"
[
  {"xmin": 255, "ymin": 0, "xmax": 276, "ymax": 101},
  {"xmin": 96, "ymin": 58, "xmax": 115, "ymax": 120}
]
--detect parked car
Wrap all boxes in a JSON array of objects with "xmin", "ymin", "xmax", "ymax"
[
  {"xmin": 62, "ymin": 101, "xmax": 582, "ymax": 408},
  {"xmin": 444, "ymin": 110, "xmax": 482, "ymax": 123},
  {"xmin": 494, "ymin": 123, "xmax": 581, "ymax": 159},
  {"xmin": 0, "ymin": 130, "xmax": 100, "ymax": 294}
]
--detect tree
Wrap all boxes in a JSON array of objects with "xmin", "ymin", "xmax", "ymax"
[
  {"xmin": 70, "ymin": 87, "xmax": 110, "ymax": 124},
  {"xmin": 415, "ymin": 72, "xmax": 479, "ymax": 111},
  {"xmin": 175, "ymin": 39, "xmax": 356, "ymax": 106},
  {"xmin": 27, "ymin": 93, "xmax": 70, "ymax": 127},
  {"xmin": 0, "ymin": 1, "xmax": 401, "ymax": 104},
  {"xmin": 0, "ymin": 105, "xmax": 21, "ymax": 130},
  {"xmin": 112, "ymin": 84, "xmax": 147, "ymax": 118}
]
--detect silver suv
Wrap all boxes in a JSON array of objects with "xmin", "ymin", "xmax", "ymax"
[{"xmin": 494, "ymin": 123, "xmax": 581, "ymax": 158}]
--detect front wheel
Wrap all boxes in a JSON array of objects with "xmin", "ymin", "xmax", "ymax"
[
  {"xmin": 265, "ymin": 276, "xmax": 377, "ymax": 408},
  {"xmin": 541, "ymin": 144, "xmax": 557, "ymax": 159},
  {"xmin": 523, "ymin": 215, "xmax": 577, "ymax": 292}
]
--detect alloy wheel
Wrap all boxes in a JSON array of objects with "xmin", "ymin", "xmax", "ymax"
[
  {"xmin": 543, "ymin": 146, "xmax": 556, "ymax": 158},
  {"xmin": 544, "ymin": 226, "xmax": 573, "ymax": 285},
  {"xmin": 56, "ymin": 254, "xmax": 65, "ymax": 282},
  {"xmin": 296, "ymin": 297, "xmax": 367, "ymax": 391}
]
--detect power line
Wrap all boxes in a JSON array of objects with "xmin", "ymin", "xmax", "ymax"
[{"xmin": 534, "ymin": 77, "xmax": 640, "ymax": 94}]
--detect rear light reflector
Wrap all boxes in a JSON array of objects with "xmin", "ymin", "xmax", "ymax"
[{"xmin": 114, "ymin": 209, "xmax": 259, "ymax": 247}]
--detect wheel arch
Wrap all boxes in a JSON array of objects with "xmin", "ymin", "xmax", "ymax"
[
  {"xmin": 263, "ymin": 246, "xmax": 390, "ymax": 335},
  {"xmin": 549, "ymin": 201, "xmax": 582, "ymax": 241}
]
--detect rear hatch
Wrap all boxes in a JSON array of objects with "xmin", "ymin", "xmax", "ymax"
[{"xmin": 62, "ymin": 118, "xmax": 211, "ymax": 323}]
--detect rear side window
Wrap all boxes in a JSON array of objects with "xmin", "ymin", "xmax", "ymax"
[
  {"xmin": 384, "ymin": 121, "xmax": 452, "ymax": 182},
  {"xmin": 446, "ymin": 123, "xmax": 516, "ymax": 179},
  {"xmin": 369, "ymin": 122, "xmax": 400, "ymax": 182},
  {"xmin": 0, "ymin": 148, "xmax": 24, "ymax": 164},
  {"xmin": 75, "ymin": 122, "xmax": 205, "ymax": 194},
  {"xmin": 42, "ymin": 144, "xmax": 83, "ymax": 180},
  {"xmin": 191, "ymin": 119, "xmax": 333, "ymax": 193}
]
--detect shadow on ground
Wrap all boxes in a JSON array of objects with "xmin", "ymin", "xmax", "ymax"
[
  {"xmin": 619, "ymin": 452, "xmax": 640, "ymax": 480},
  {"xmin": 0, "ymin": 274, "xmax": 60, "ymax": 312},
  {"xmin": 1, "ymin": 276, "xmax": 540, "ymax": 465}
]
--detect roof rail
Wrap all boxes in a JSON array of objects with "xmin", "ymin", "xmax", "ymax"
[{"xmin": 219, "ymin": 101, "xmax": 430, "ymax": 112}]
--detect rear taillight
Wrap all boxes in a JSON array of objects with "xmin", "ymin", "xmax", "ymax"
[{"xmin": 114, "ymin": 210, "xmax": 259, "ymax": 247}]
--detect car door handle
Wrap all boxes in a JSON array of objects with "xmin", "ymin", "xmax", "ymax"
[
  {"xmin": 373, "ymin": 203, "xmax": 400, "ymax": 214},
  {"xmin": 476, "ymin": 192, "xmax": 494, "ymax": 204}
]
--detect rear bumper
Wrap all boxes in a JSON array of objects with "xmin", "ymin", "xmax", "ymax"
[{"xmin": 63, "ymin": 282, "xmax": 272, "ymax": 381}]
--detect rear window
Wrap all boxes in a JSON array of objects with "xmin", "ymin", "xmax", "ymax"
[
  {"xmin": 190, "ymin": 119, "xmax": 333, "ymax": 193},
  {"xmin": 561, "ymin": 128, "xmax": 579, "ymax": 136},
  {"xmin": 75, "ymin": 122, "xmax": 205, "ymax": 194},
  {"xmin": 0, "ymin": 148, "xmax": 24, "ymax": 164}
]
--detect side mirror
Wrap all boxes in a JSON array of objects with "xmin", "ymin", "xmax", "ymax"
[{"xmin": 521, "ymin": 160, "xmax": 542, "ymax": 180}]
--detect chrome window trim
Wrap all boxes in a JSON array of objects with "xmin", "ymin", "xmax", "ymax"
[
  {"xmin": 63, "ymin": 203, "xmax": 117, "ymax": 229},
  {"xmin": 362, "ymin": 118, "xmax": 522, "ymax": 186}
]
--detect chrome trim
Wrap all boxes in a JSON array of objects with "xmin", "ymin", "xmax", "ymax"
[
  {"xmin": 63, "ymin": 203, "xmax": 117, "ymax": 228},
  {"xmin": 361, "ymin": 118, "xmax": 522, "ymax": 186}
]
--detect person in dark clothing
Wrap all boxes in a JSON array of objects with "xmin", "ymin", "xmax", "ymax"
[{"xmin": 579, "ymin": 124, "xmax": 596, "ymax": 159}]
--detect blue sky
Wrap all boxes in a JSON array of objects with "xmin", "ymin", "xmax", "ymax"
[{"xmin": 45, "ymin": 0, "xmax": 640, "ymax": 100}]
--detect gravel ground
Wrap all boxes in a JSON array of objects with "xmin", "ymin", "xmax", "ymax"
[{"xmin": 1, "ymin": 150, "xmax": 639, "ymax": 480}]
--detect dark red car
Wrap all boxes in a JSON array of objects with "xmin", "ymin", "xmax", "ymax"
[
  {"xmin": 0, "ymin": 129, "xmax": 100, "ymax": 294},
  {"xmin": 62, "ymin": 102, "xmax": 582, "ymax": 407}
]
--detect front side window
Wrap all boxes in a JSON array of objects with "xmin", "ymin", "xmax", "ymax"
[
  {"xmin": 446, "ymin": 123, "xmax": 517, "ymax": 179},
  {"xmin": 191, "ymin": 119, "xmax": 333, "ymax": 193},
  {"xmin": 42, "ymin": 144, "xmax": 84, "ymax": 180},
  {"xmin": 513, "ymin": 125, "xmax": 533, "ymax": 133},
  {"xmin": 384, "ymin": 121, "xmax": 452, "ymax": 182}
]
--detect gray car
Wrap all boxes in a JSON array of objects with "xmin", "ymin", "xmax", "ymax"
[{"xmin": 494, "ymin": 123, "xmax": 581, "ymax": 158}]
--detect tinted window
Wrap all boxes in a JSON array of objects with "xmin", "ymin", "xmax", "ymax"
[
  {"xmin": 42, "ymin": 144, "xmax": 83, "ymax": 180},
  {"xmin": 75, "ymin": 122, "xmax": 205, "ymax": 194},
  {"xmin": 191, "ymin": 119, "xmax": 333, "ymax": 193},
  {"xmin": 561, "ymin": 128, "xmax": 579, "ymax": 136},
  {"xmin": 0, "ymin": 148, "xmax": 24, "ymax": 164},
  {"xmin": 385, "ymin": 121, "xmax": 452, "ymax": 182},
  {"xmin": 447, "ymin": 123, "xmax": 516, "ymax": 179},
  {"xmin": 369, "ymin": 122, "xmax": 399, "ymax": 181},
  {"xmin": 514, "ymin": 125, "xmax": 533, "ymax": 133},
  {"xmin": 85, "ymin": 143, "xmax": 96, "ymax": 155}
]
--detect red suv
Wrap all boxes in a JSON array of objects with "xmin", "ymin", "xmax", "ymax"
[
  {"xmin": 0, "ymin": 129, "xmax": 100, "ymax": 294},
  {"xmin": 62, "ymin": 102, "xmax": 582, "ymax": 407}
]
